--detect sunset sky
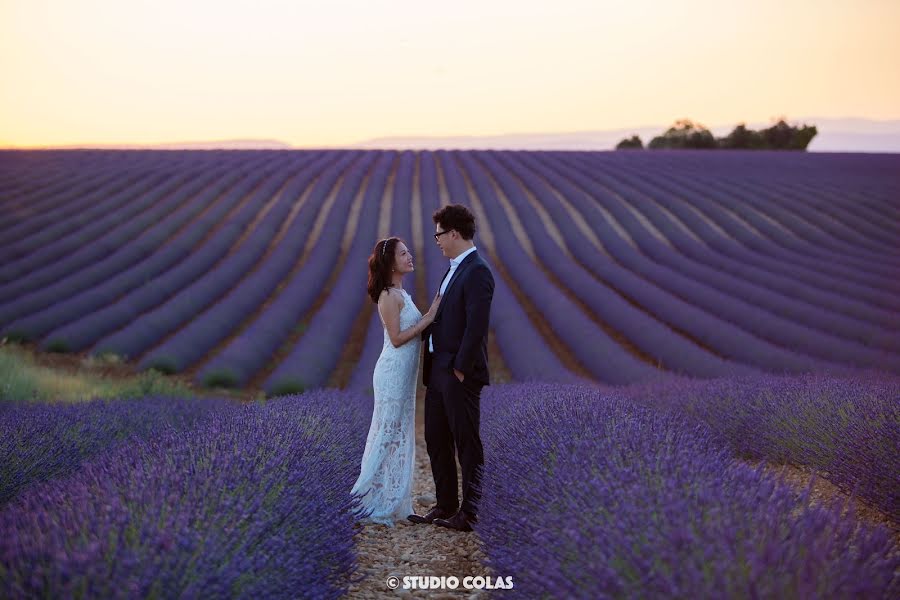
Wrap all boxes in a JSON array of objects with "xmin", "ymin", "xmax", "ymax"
[{"xmin": 2, "ymin": 0, "xmax": 898, "ymax": 148}]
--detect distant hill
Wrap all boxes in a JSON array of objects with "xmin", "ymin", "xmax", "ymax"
[
  {"xmin": 2, "ymin": 139, "xmax": 295, "ymax": 150},
  {"xmin": 4, "ymin": 118, "xmax": 899, "ymax": 152},
  {"xmin": 800, "ymin": 118, "xmax": 900, "ymax": 152},
  {"xmin": 142, "ymin": 139, "xmax": 295, "ymax": 150},
  {"xmin": 353, "ymin": 118, "xmax": 900, "ymax": 153},
  {"xmin": 351, "ymin": 127, "xmax": 665, "ymax": 151}
]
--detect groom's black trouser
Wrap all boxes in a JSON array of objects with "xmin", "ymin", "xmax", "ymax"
[{"xmin": 424, "ymin": 360, "xmax": 485, "ymax": 518}]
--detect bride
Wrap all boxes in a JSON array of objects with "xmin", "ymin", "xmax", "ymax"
[{"xmin": 351, "ymin": 236, "xmax": 441, "ymax": 526}]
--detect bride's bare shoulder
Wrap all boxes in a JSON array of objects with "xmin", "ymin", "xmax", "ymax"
[{"xmin": 378, "ymin": 287, "xmax": 403, "ymax": 305}]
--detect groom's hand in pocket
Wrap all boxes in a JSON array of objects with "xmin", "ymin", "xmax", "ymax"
[{"xmin": 454, "ymin": 368, "xmax": 465, "ymax": 382}]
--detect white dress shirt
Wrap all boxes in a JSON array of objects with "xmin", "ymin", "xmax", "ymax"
[{"xmin": 429, "ymin": 245, "xmax": 477, "ymax": 353}]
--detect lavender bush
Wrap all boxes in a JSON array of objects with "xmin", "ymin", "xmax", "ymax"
[
  {"xmin": 476, "ymin": 382, "xmax": 899, "ymax": 598},
  {"xmin": 0, "ymin": 394, "xmax": 230, "ymax": 505},
  {"xmin": 0, "ymin": 389, "xmax": 372, "ymax": 599},
  {"xmin": 621, "ymin": 369, "xmax": 900, "ymax": 521}
]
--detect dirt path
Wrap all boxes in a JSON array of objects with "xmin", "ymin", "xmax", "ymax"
[
  {"xmin": 346, "ymin": 388, "xmax": 495, "ymax": 599},
  {"xmin": 744, "ymin": 458, "xmax": 900, "ymax": 545}
]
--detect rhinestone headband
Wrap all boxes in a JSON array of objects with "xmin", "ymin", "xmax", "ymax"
[{"xmin": 381, "ymin": 239, "xmax": 388, "ymax": 258}]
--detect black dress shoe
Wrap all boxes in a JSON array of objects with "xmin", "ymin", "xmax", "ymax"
[
  {"xmin": 407, "ymin": 506, "xmax": 455, "ymax": 524},
  {"xmin": 433, "ymin": 510, "xmax": 477, "ymax": 532}
]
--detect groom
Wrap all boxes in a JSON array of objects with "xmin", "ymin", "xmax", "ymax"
[{"xmin": 409, "ymin": 203, "xmax": 495, "ymax": 532}]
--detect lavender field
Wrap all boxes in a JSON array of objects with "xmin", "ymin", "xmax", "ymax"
[
  {"xmin": 1, "ymin": 149, "xmax": 899, "ymax": 597},
  {"xmin": 1, "ymin": 391, "xmax": 371, "ymax": 598},
  {"xmin": 1, "ymin": 373, "xmax": 898, "ymax": 597},
  {"xmin": 477, "ymin": 372, "xmax": 900, "ymax": 598},
  {"xmin": 1, "ymin": 149, "xmax": 898, "ymax": 392}
]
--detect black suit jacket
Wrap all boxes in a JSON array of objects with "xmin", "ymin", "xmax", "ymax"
[{"xmin": 421, "ymin": 249, "xmax": 495, "ymax": 388}]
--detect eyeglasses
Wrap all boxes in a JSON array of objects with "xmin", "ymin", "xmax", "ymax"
[{"xmin": 434, "ymin": 229, "xmax": 453, "ymax": 241}]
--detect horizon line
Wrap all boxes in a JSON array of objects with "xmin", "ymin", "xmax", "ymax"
[{"xmin": 3, "ymin": 115, "xmax": 900, "ymax": 152}]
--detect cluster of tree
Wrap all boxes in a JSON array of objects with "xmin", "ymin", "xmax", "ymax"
[{"xmin": 616, "ymin": 118, "xmax": 817, "ymax": 150}]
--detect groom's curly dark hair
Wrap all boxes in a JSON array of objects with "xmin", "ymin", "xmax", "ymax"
[{"xmin": 433, "ymin": 204, "xmax": 476, "ymax": 240}]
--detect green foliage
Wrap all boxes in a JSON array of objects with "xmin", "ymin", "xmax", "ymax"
[
  {"xmin": 0, "ymin": 344, "xmax": 194, "ymax": 403},
  {"xmin": 94, "ymin": 352, "xmax": 124, "ymax": 365},
  {"xmin": 202, "ymin": 369, "xmax": 239, "ymax": 389},
  {"xmin": 615, "ymin": 135, "xmax": 644, "ymax": 150},
  {"xmin": 0, "ymin": 347, "xmax": 37, "ymax": 401},
  {"xmin": 117, "ymin": 369, "xmax": 192, "ymax": 399},
  {"xmin": 720, "ymin": 118, "xmax": 818, "ymax": 150},
  {"xmin": 269, "ymin": 379, "xmax": 306, "ymax": 398},
  {"xmin": 718, "ymin": 123, "xmax": 766, "ymax": 149},
  {"xmin": 144, "ymin": 356, "xmax": 177, "ymax": 375},
  {"xmin": 648, "ymin": 119, "xmax": 717, "ymax": 149},
  {"xmin": 759, "ymin": 118, "xmax": 818, "ymax": 150},
  {"xmin": 642, "ymin": 117, "xmax": 817, "ymax": 150},
  {"xmin": 3, "ymin": 330, "xmax": 29, "ymax": 344},
  {"xmin": 44, "ymin": 339, "xmax": 70, "ymax": 353}
]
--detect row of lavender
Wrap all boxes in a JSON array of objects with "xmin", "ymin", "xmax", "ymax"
[
  {"xmin": 476, "ymin": 370, "xmax": 900, "ymax": 598},
  {"xmin": 0, "ymin": 390, "xmax": 373, "ymax": 599},
  {"xmin": 620, "ymin": 369, "xmax": 900, "ymax": 521},
  {"xmin": 1, "ymin": 150, "xmax": 898, "ymax": 390}
]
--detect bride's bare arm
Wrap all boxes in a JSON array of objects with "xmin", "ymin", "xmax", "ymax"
[{"xmin": 378, "ymin": 289, "xmax": 438, "ymax": 348}]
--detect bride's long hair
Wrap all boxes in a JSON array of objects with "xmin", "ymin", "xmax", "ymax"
[{"xmin": 367, "ymin": 237, "xmax": 403, "ymax": 304}]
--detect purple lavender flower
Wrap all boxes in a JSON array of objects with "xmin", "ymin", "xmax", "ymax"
[{"xmin": 476, "ymin": 380, "xmax": 900, "ymax": 598}]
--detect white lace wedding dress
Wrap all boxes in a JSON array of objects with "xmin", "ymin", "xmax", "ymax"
[{"xmin": 351, "ymin": 287, "xmax": 421, "ymax": 526}]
